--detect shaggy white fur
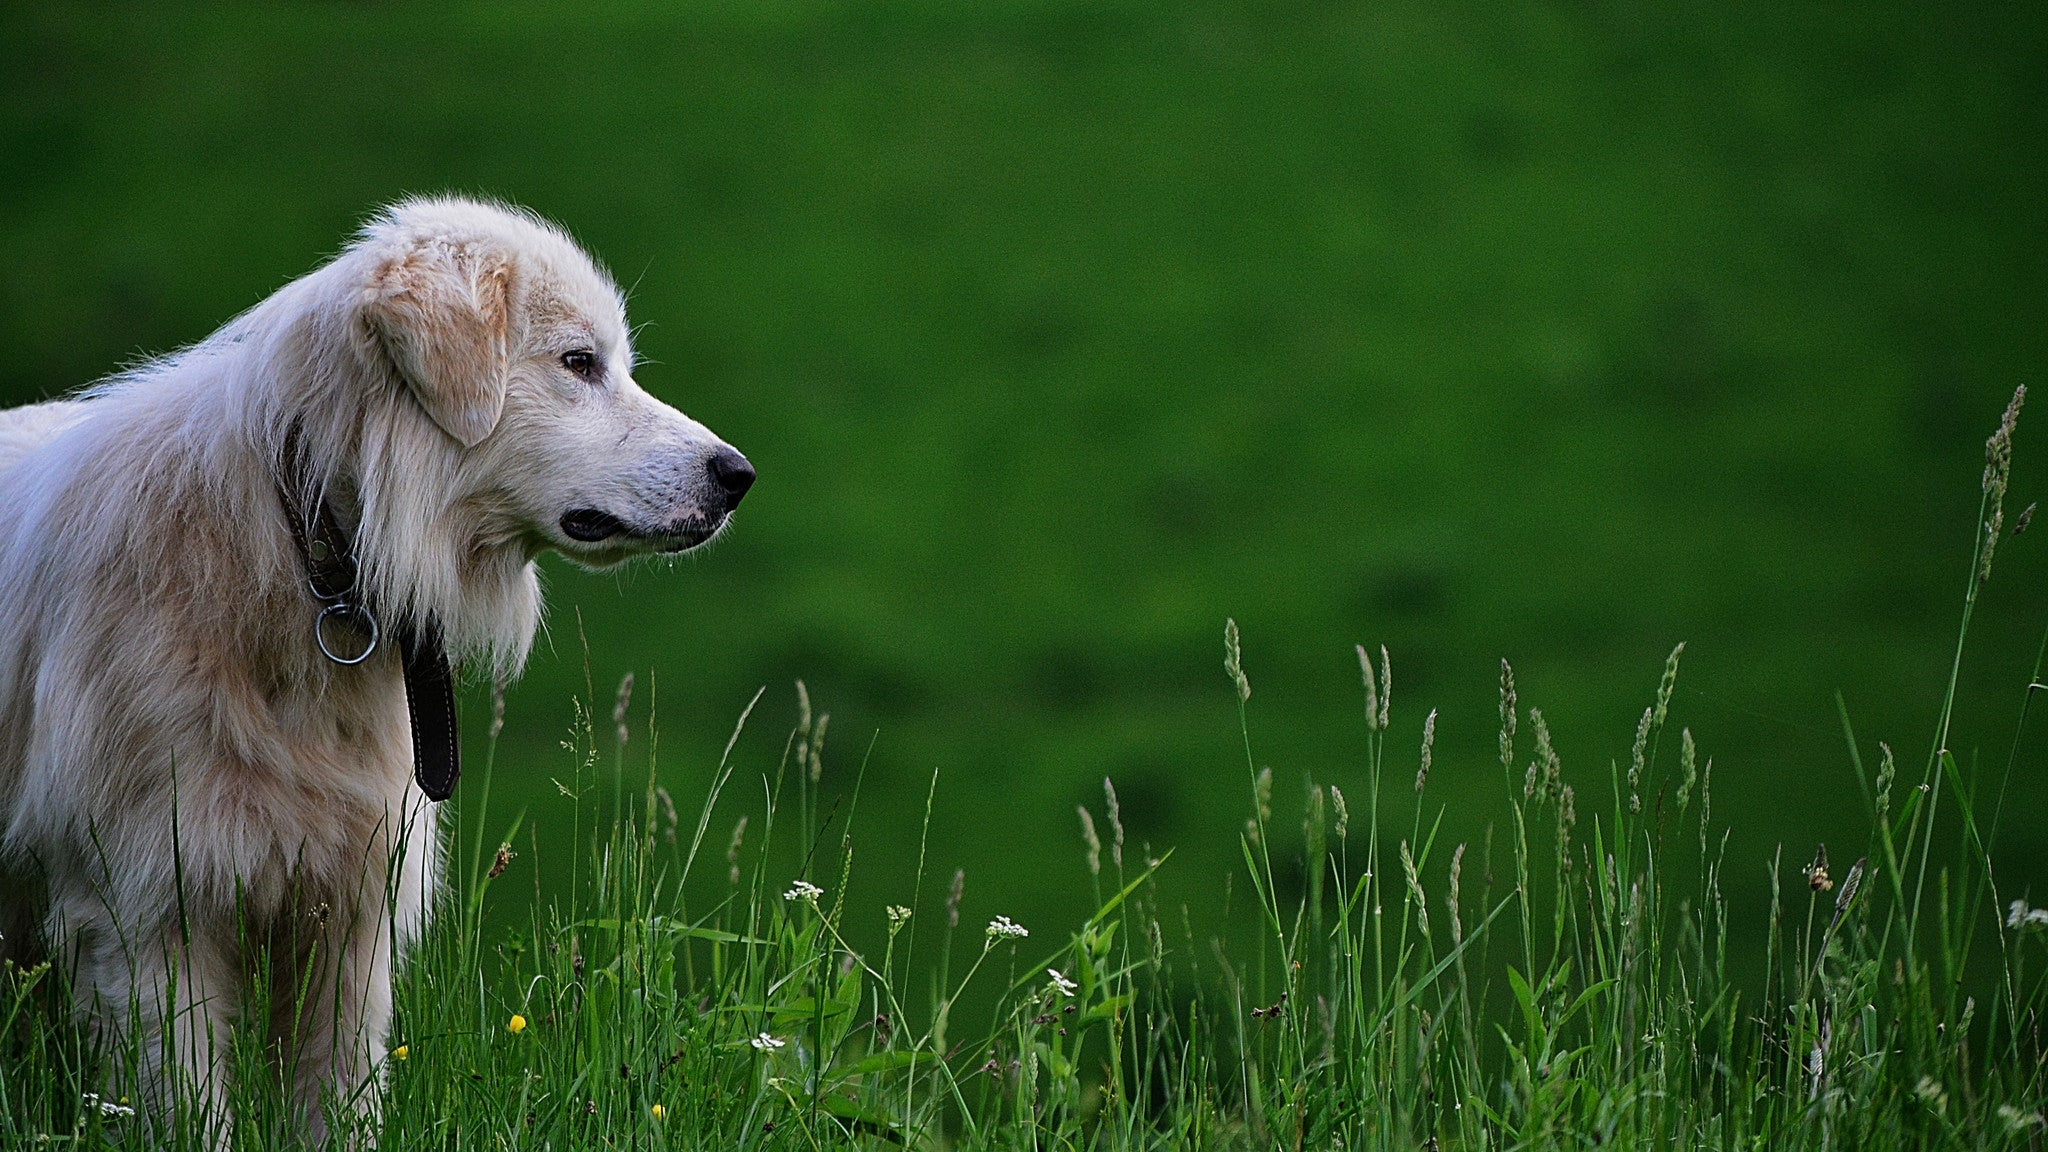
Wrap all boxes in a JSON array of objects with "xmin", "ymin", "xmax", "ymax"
[{"xmin": 0, "ymin": 198, "xmax": 750, "ymax": 1144}]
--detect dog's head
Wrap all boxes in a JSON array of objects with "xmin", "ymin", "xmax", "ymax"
[{"xmin": 358, "ymin": 198, "xmax": 753, "ymax": 568}]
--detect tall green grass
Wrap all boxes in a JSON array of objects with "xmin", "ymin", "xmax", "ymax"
[{"xmin": 3, "ymin": 389, "xmax": 2045, "ymax": 1148}]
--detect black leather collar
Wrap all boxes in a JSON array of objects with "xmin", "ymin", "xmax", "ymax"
[{"xmin": 275, "ymin": 457, "xmax": 461, "ymax": 802}]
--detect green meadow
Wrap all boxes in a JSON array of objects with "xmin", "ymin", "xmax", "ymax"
[{"xmin": 4, "ymin": 407, "xmax": 2045, "ymax": 1145}]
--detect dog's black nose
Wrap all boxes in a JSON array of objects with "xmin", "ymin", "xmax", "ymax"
[{"xmin": 708, "ymin": 447, "xmax": 755, "ymax": 508}]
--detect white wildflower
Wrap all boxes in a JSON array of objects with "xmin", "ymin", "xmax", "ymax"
[
  {"xmin": 1998, "ymin": 1103, "xmax": 2045, "ymax": 1132},
  {"xmin": 1047, "ymin": 968, "xmax": 1078, "ymax": 997},
  {"xmin": 782, "ymin": 880, "xmax": 823, "ymax": 905},
  {"xmin": 1915, "ymin": 1075, "xmax": 1948, "ymax": 1115},
  {"xmin": 2009, "ymin": 900, "xmax": 2048, "ymax": 929},
  {"xmin": 750, "ymin": 1032, "xmax": 785, "ymax": 1051},
  {"xmin": 986, "ymin": 916, "xmax": 1029, "ymax": 941},
  {"xmin": 83, "ymin": 1093, "xmax": 134, "ymax": 1118},
  {"xmin": 886, "ymin": 904, "xmax": 912, "ymax": 925}
]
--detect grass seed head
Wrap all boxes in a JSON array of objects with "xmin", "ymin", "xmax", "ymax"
[
  {"xmin": 654, "ymin": 784, "xmax": 678, "ymax": 844},
  {"xmin": 1077, "ymin": 805, "xmax": 1101, "ymax": 877},
  {"xmin": 612, "ymin": 671, "xmax": 633, "ymax": 746},
  {"xmin": 1359, "ymin": 645, "xmax": 1379, "ymax": 731},
  {"xmin": 807, "ymin": 712, "xmax": 829, "ymax": 783},
  {"xmin": 1629, "ymin": 707, "xmax": 1651, "ymax": 812},
  {"xmin": 1875, "ymin": 741, "xmax": 1895, "ymax": 822},
  {"xmin": 947, "ymin": 869, "xmax": 965, "ymax": 928},
  {"xmin": 1834, "ymin": 857, "xmax": 1865, "ymax": 920},
  {"xmin": 726, "ymin": 814, "xmax": 748, "ymax": 886},
  {"xmin": 1378, "ymin": 645, "xmax": 1392, "ymax": 731},
  {"xmin": 1417, "ymin": 708, "xmax": 1437, "ymax": 794},
  {"xmin": 1447, "ymin": 843, "xmax": 1465, "ymax": 946},
  {"xmin": 1980, "ymin": 385, "xmax": 2026, "ymax": 582},
  {"xmin": 1304, "ymin": 781, "xmax": 1326, "ymax": 852},
  {"xmin": 1329, "ymin": 784, "xmax": 1349, "ymax": 839},
  {"xmin": 1103, "ymin": 777, "xmax": 1125, "ymax": 869},
  {"xmin": 1400, "ymin": 839, "xmax": 1430, "ymax": 939},
  {"xmin": 1698, "ymin": 757, "xmax": 1714, "ymax": 855},
  {"xmin": 1654, "ymin": 642, "xmax": 1684, "ymax": 729},
  {"xmin": 489, "ymin": 678, "xmax": 507, "ymax": 740},
  {"xmin": 1625, "ymin": 880, "xmax": 1644, "ymax": 953},
  {"xmin": 1985, "ymin": 385, "xmax": 2025, "ymax": 498},
  {"xmin": 1677, "ymin": 728, "xmax": 1697, "ymax": 810},
  {"xmin": 1499, "ymin": 659, "xmax": 1517, "ymax": 773},
  {"xmin": 1223, "ymin": 618, "xmax": 1250, "ymax": 702},
  {"xmin": 1529, "ymin": 708, "xmax": 1560, "ymax": 804},
  {"xmin": 1558, "ymin": 784, "xmax": 1576, "ymax": 869}
]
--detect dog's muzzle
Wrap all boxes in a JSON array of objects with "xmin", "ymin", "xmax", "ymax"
[{"xmin": 559, "ymin": 446, "xmax": 754, "ymax": 552}]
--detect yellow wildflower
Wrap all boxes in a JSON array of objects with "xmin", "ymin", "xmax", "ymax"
[
  {"xmin": 508, "ymin": 1014, "xmax": 527, "ymax": 1034},
  {"xmin": 393, "ymin": 1045, "xmax": 410, "ymax": 1061}
]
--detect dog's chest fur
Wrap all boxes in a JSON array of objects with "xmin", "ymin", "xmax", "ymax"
[{"xmin": 0, "ymin": 420, "xmax": 434, "ymax": 933}]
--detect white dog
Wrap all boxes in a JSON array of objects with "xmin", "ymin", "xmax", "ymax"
[{"xmin": 0, "ymin": 198, "xmax": 751, "ymax": 1142}]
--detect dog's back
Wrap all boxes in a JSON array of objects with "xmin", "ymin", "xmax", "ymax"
[{"xmin": 0, "ymin": 400, "xmax": 91, "ymax": 474}]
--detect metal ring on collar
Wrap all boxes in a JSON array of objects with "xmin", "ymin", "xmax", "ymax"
[{"xmin": 315, "ymin": 600, "xmax": 379, "ymax": 665}]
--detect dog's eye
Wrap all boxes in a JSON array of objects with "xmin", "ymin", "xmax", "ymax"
[{"xmin": 560, "ymin": 350, "xmax": 599, "ymax": 379}]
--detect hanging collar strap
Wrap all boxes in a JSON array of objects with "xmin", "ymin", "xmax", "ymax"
[{"xmin": 274, "ymin": 456, "xmax": 462, "ymax": 802}]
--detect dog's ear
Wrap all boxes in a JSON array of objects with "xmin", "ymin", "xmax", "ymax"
[{"xmin": 366, "ymin": 241, "xmax": 513, "ymax": 448}]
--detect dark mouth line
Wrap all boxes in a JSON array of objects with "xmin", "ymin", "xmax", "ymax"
[
  {"xmin": 561, "ymin": 508, "xmax": 626, "ymax": 543},
  {"xmin": 560, "ymin": 509, "xmax": 721, "ymax": 552}
]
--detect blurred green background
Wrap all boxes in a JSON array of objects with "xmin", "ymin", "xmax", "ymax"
[{"xmin": 4, "ymin": 2, "xmax": 2045, "ymax": 960}]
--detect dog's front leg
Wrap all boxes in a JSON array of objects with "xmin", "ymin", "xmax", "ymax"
[
  {"xmin": 282, "ymin": 795, "xmax": 434, "ymax": 1139},
  {"xmin": 281, "ymin": 880, "xmax": 399, "ymax": 1146},
  {"xmin": 57, "ymin": 895, "xmax": 238, "ymax": 1149},
  {"xmin": 273, "ymin": 789, "xmax": 435, "ymax": 1147},
  {"xmin": 154, "ymin": 931, "xmax": 240, "ymax": 1151}
]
